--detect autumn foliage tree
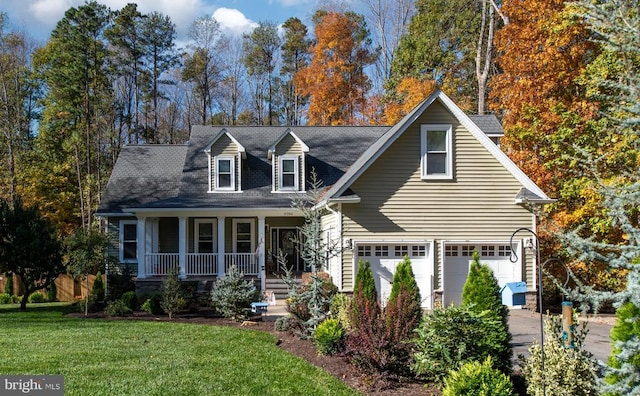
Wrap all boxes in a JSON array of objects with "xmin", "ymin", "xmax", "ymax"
[{"xmin": 294, "ymin": 10, "xmax": 377, "ymax": 125}]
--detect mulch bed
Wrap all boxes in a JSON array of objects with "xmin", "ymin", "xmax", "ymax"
[{"xmin": 68, "ymin": 308, "xmax": 525, "ymax": 396}]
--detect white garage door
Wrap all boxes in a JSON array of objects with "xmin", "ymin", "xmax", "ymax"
[
  {"xmin": 356, "ymin": 243, "xmax": 434, "ymax": 309},
  {"xmin": 442, "ymin": 243, "xmax": 520, "ymax": 307}
]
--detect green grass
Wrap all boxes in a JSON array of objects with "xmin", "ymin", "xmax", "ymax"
[{"xmin": 0, "ymin": 303, "xmax": 360, "ymax": 395}]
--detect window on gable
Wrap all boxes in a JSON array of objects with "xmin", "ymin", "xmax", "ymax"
[
  {"xmin": 279, "ymin": 156, "xmax": 298, "ymax": 190},
  {"xmin": 119, "ymin": 220, "xmax": 137, "ymax": 263},
  {"xmin": 421, "ymin": 124, "xmax": 453, "ymax": 179},
  {"xmin": 215, "ymin": 156, "xmax": 234, "ymax": 190}
]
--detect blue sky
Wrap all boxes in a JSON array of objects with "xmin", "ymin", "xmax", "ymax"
[{"xmin": 2, "ymin": 0, "xmax": 331, "ymax": 43}]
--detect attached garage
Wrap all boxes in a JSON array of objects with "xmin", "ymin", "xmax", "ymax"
[
  {"xmin": 355, "ymin": 241, "xmax": 435, "ymax": 309},
  {"xmin": 441, "ymin": 241, "xmax": 523, "ymax": 307}
]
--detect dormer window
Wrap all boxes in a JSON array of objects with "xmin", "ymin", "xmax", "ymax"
[
  {"xmin": 215, "ymin": 156, "xmax": 235, "ymax": 190},
  {"xmin": 279, "ymin": 156, "xmax": 299, "ymax": 190}
]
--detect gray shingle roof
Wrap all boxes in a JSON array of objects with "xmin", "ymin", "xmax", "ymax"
[
  {"xmin": 468, "ymin": 115, "xmax": 504, "ymax": 137},
  {"xmin": 97, "ymin": 126, "xmax": 390, "ymax": 213},
  {"xmin": 97, "ymin": 145, "xmax": 188, "ymax": 214}
]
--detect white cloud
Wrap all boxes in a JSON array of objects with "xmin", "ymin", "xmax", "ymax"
[
  {"xmin": 269, "ymin": 0, "xmax": 314, "ymax": 7},
  {"xmin": 28, "ymin": 0, "xmax": 76, "ymax": 26},
  {"xmin": 212, "ymin": 7, "xmax": 258, "ymax": 36}
]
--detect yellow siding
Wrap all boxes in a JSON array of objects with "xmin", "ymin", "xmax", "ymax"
[
  {"xmin": 209, "ymin": 135, "xmax": 239, "ymax": 190},
  {"xmin": 341, "ymin": 102, "xmax": 534, "ymax": 290},
  {"xmin": 274, "ymin": 134, "xmax": 303, "ymax": 190}
]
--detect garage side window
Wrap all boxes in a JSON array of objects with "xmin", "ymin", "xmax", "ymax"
[
  {"xmin": 421, "ymin": 124, "xmax": 453, "ymax": 180},
  {"xmin": 119, "ymin": 220, "xmax": 137, "ymax": 263}
]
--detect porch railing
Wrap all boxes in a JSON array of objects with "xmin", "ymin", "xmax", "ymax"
[
  {"xmin": 144, "ymin": 253, "xmax": 179, "ymax": 276},
  {"xmin": 186, "ymin": 253, "xmax": 218, "ymax": 276},
  {"xmin": 144, "ymin": 253, "xmax": 256, "ymax": 277},
  {"xmin": 225, "ymin": 253, "xmax": 259, "ymax": 275}
]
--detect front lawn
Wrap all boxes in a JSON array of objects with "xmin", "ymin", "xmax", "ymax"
[{"xmin": 0, "ymin": 303, "xmax": 359, "ymax": 396}]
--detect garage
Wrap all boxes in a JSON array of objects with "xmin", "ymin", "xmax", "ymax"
[
  {"xmin": 355, "ymin": 242, "xmax": 434, "ymax": 309},
  {"xmin": 442, "ymin": 242, "xmax": 522, "ymax": 306}
]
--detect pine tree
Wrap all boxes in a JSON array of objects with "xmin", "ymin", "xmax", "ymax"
[
  {"xmin": 557, "ymin": 1, "xmax": 640, "ymax": 394},
  {"xmin": 388, "ymin": 255, "xmax": 422, "ymax": 326},
  {"xmin": 462, "ymin": 251, "xmax": 512, "ymax": 374}
]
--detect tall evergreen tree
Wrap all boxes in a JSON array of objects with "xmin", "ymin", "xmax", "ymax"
[
  {"xmin": 461, "ymin": 251, "xmax": 512, "ymax": 374},
  {"xmin": 242, "ymin": 21, "xmax": 281, "ymax": 125},
  {"xmin": 388, "ymin": 255, "xmax": 422, "ymax": 326},
  {"xmin": 280, "ymin": 17, "xmax": 310, "ymax": 126},
  {"xmin": 559, "ymin": 1, "xmax": 640, "ymax": 394}
]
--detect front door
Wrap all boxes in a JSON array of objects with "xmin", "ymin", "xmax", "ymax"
[{"xmin": 271, "ymin": 228, "xmax": 304, "ymax": 272}]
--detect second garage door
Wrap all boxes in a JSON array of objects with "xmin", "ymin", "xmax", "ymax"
[{"xmin": 442, "ymin": 242, "xmax": 521, "ymax": 306}]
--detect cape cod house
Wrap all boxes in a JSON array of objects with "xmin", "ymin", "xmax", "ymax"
[{"xmin": 96, "ymin": 90, "xmax": 553, "ymax": 309}]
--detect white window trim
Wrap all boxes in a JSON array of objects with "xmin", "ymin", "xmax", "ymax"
[
  {"xmin": 421, "ymin": 124, "xmax": 453, "ymax": 180},
  {"xmin": 194, "ymin": 219, "xmax": 217, "ymax": 253},
  {"xmin": 278, "ymin": 155, "xmax": 299, "ymax": 191},
  {"xmin": 119, "ymin": 220, "xmax": 138, "ymax": 263},
  {"xmin": 232, "ymin": 219, "xmax": 255, "ymax": 253},
  {"xmin": 214, "ymin": 155, "xmax": 235, "ymax": 191}
]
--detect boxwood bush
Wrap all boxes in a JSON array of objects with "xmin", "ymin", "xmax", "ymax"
[{"xmin": 314, "ymin": 318, "xmax": 346, "ymax": 356}]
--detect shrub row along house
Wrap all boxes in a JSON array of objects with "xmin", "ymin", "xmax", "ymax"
[{"xmin": 97, "ymin": 90, "xmax": 553, "ymax": 308}]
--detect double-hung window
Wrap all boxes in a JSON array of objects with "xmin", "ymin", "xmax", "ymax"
[
  {"xmin": 421, "ymin": 124, "xmax": 453, "ymax": 179},
  {"xmin": 119, "ymin": 220, "xmax": 137, "ymax": 263},
  {"xmin": 279, "ymin": 156, "xmax": 298, "ymax": 191},
  {"xmin": 215, "ymin": 156, "xmax": 235, "ymax": 190}
]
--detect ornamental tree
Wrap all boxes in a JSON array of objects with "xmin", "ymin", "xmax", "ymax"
[{"xmin": 0, "ymin": 198, "xmax": 64, "ymax": 310}]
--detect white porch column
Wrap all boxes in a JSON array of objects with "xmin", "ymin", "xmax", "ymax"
[
  {"xmin": 258, "ymin": 216, "xmax": 266, "ymax": 292},
  {"xmin": 136, "ymin": 217, "xmax": 146, "ymax": 279},
  {"xmin": 217, "ymin": 217, "xmax": 226, "ymax": 277},
  {"xmin": 178, "ymin": 217, "xmax": 187, "ymax": 279}
]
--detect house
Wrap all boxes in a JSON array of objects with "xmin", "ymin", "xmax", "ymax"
[{"xmin": 96, "ymin": 90, "xmax": 553, "ymax": 309}]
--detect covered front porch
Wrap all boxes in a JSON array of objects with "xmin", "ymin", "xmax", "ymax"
[{"xmin": 131, "ymin": 209, "xmax": 308, "ymax": 290}]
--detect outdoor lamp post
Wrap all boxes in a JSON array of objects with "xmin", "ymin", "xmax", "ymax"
[{"xmin": 509, "ymin": 227, "xmax": 545, "ymax": 396}]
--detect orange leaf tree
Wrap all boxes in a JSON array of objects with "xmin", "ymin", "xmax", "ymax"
[{"xmin": 294, "ymin": 10, "xmax": 377, "ymax": 125}]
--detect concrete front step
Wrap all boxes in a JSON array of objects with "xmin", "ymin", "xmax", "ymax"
[{"xmin": 265, "ymin": 277, "xmax": 301, "ymax": 300}]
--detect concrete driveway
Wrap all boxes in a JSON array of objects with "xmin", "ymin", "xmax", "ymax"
[{"xmin": 509, "ymin": 308, "xmax": 614, "ymax": 367}]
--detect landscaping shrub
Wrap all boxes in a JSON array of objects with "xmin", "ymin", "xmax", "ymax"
[
  {"xmin": 521, "ymin": 313, "xmax": 598, "ymax": 396},
  {"xmin": 160, "ymin": 268, "xmax": 187, "ymax": 319},
  {"xmin": 442, "ymin": 356, "xmax": 514, "ymax": 396},
  {"xmin": 274, "ymin": 315, "xmax": 294, "ymax": 332},
  {"xmin": 388, "ymin": 255, "xmax": 422, "ymax": 326},
  {"xmin": 120, "ymin": 291, "xmax": 138, "ymax": 311},
  {"xmin": 141, "ymin": 294, "xmax": 163, "ymax": 315},
  {"xmin": 106, "ymin": 264, "xmax": 135, "ymax": 300},
  {"xmin": 28, "ymin": 292, "xmax": 45, "ymax": 303},
  {"xmin": 78, "ymin": 294, "xmax": 98, "ymax": 313},
  {"xmin": 210, "ymin": 265, "xmax": 261, "ymax": 321},
  {"xmin": 91, "ymin": 271, "xmax": 105, "ymax": 302},
  {"xmin": 411, "ymin": 304, "xmax": 506, "ymax": 383},
  {"xmin": 0, "ymin": 293, "xmax": 12, "ymax": 304},
  {"xmin": 462, "ymin": 250, "xmax": 513, "ymax": 374},
  {"xmin": 284, "ymin": 272, "xmax": 337, "ymax": 338},
  {"xmin": 314, "ymin": 318, "xmax": 346, "ymax": 356},
  {"xmin": 105, "ymin": 299, "xmax": 132, "ymax": 316},
  {"xmin": 346, "ymin": 288, "xmax": 418, "ymax": 379},
  {"xmin": 4, "ymin": 274, "xmax": 13, "ymax": 295},
  {"xmin": 329, "ymin": 293, "xmax": 352, "ymax": 330},
  {"xmin": 348, "ymin": 260, "xmax": 379, "ymax": 330},
  {"xmin": 605, "ymin": 302, "xmax": 640, "ymax": 394},
  {"xmin": 46, "ymin": 281, "xmax": 57, "ymax": 302}
]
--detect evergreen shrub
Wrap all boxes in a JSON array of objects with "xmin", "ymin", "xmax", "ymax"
[
  {"xmin": 120, "ymin": 291, "xmax": 138, "ymax": 311},
  {"xmin": 47, "ymin": 281, "xmax": 57, "ymax": 302},
  {"xmin": 4, "ymin": 274, "xmax": 13, "ymax": 295},
  {"xmin": 329, "ymin": 293, "xmax": 352, "ymax": 330},
  {"xmin": 442, "ymin": 357, "xmax": 514, "ymax": 396},
  {"xmin": 314, "ymin": 318, "xmax": 346, "ymax": 356},
  {"xmin": 91, "ymin": 271, "xmax": 105, "ymax": 302},
  {"xmin": 28, "ymin": 292, "xmax": 45, "ymax": 303},
  {"xmin": 0, "ymin": 293, "xmax": 11, "ymax": 304},
  {"xmin": 210, "ymin": 265, "xmax": 261, "ymax": 320},
  {"xmin": 105, "ymin": 299, "xmax": 132, "ymax": 316},
  {"xmin": 284, "ymin": 272, "xmax": 337, "ymax": 338},
  {"xmin": 141, "ymin": 294, "xmax": 163, "ymax": 315},
  {"xmin": 412, "ymin": 304, "xmax": 506, "ymax": 383},
  {"xmin": 462, "ymin": 251, "xmax": 513, "ymax": 373},
  {"xmin": 521, "ymin": 313, "xmax": 597, "ymax": 396}
]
